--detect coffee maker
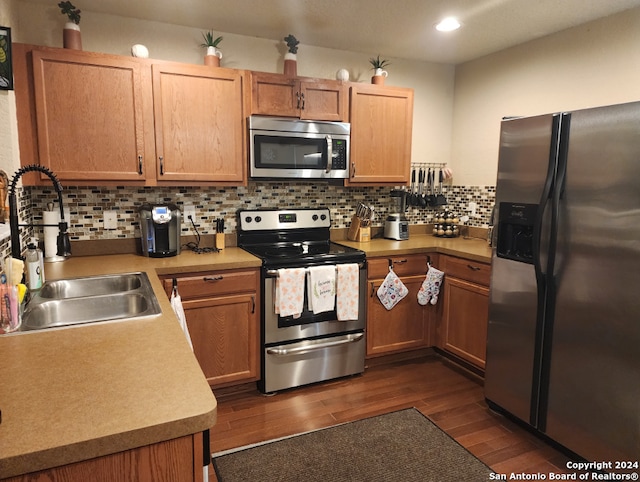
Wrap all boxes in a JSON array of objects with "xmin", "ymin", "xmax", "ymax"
[
  {"xmin": 139, "ymin": 203, "xmax": 181, "ymax": 257},
  {"xmin": 384, "ymin": 190, "xmax": 409, "ymax": 240}
]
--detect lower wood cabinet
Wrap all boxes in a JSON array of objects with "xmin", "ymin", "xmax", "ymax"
[
  {"xmin": 4, "ymin": 433, "xmax": 206, "ymax": 482},
  {"xmin": 438, "ymin": 255, "xmax": 491, "ymax": 369},
  {"xmin": 162, "ymin": 269, "xmax": 260, "ymax": 388},
  {"xmin": 366, "ymin": 254, "xmax": 436, "ymax": 357}
]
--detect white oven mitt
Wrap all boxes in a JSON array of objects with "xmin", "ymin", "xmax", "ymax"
[
  {"xmin": 418, "ymin": 264, "xmax": 444, "ymax": 306},
  {"xmin": 377, "ymin": 267, "xmax": 408, "ymax": 310}
]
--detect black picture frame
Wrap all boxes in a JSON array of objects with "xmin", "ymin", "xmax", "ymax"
[{"xmin": 0, "ymin": 26, "xmax": 13, "ymax": 91}]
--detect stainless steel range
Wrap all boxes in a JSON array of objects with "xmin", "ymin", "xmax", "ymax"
[{"xmin": 238, "ymin": 208, "xmax": 367, "ymax": 393}]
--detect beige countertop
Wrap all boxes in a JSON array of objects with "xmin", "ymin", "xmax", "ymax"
[
  {"xmin": 0, "ymin": 248, "xmax": 261, "ymax": 479},
  {"xmin": 337, "ymin": 234, "xmax": 493, "ymax": 263}
]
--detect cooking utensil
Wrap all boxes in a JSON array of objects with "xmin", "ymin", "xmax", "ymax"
[
  {"xmin": 426, "ymin": 169, "xmax": 435, "ymax": 207},
  {"xmin": 435, "ymin": 169, "xmax": 447, "ymax": 206},
  {"xmin": 419, "ymin": 168, "xmax": 427, "ymax": 208},
  {"xmin": 409, "ymin": 167, "xmax": 417, "ymax": 206}
]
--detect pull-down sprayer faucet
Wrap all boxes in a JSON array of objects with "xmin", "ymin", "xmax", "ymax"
[{"xmin": 8, "ymin": 164, "xmax": 71, "ymax": 259}]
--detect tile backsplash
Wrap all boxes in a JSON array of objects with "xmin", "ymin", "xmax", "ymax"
[{"xmin": 24, "ymin": 183, "xmax": 496, "ymax": 242}]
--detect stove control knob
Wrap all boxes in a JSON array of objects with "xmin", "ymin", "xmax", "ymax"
[
  {"xmin": 244, "ymin": 216, "xmax": 252, "ymax": 223},
  {"xmin": 320, "ymin": 214, "xmax": 327, "ymax": 221},
  {"xmin": 312, "ymin": 214, "xmax": 318, "ymax": 221},
  {"xmin": 255, "ymin": 216, "xmax": 262, "ymax": 223}
]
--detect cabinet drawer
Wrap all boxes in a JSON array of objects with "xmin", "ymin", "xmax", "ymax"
[
  {"xmin": 441, "ymin": 256, "xmax": 491, "ymax": 286},
  {"xmin": 165, "ymin": 269, "xmax": 258, "ymax": 300},
  {"xmin": 367, "ymin": 254, "xmax": 435, "ymax": 279}
]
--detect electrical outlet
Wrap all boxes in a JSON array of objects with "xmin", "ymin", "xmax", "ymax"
[
  {"xmin": 183, "ymin": 205, "xmax": 196, "ymax": 223},
  {"xmin": 468, "ymin": 202, "xmax": 477, "ymax": 217},
  {"xmin": 104, "ymin": 211, "xmax": 118, "ymax": 230}
]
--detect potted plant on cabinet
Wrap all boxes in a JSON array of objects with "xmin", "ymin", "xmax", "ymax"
[
  {"xmin": 369, "ymin": 55, "xmax": 390, "ymax": 85},
  {"xmin": 58, "ymin": 1, "xmax": 82, "ymax": 50},
  {"xmin": 201, "ymin": 30, "xmax": 223, "ymax": 67},
  {"xmin": 283, "ymin": 34, "xmax": 299, "ymax": 76}
]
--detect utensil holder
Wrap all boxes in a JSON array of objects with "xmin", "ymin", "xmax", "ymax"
[{"xmin": 215, "ymin": 233, "xmax": 225, "ymax": 250}]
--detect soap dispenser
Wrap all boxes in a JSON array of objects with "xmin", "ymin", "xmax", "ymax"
[{"xmin": 25, "ymin": 239, "xmax": 45, "ymax": 290}]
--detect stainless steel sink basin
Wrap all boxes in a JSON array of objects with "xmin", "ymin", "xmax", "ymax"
[
  {"xmin": 39, "ymin": 273, "xmax": 142, "ymax": 299},
  {"xmin": 21, "ymin": 272, "xmax": 162, "ymax": 331}
]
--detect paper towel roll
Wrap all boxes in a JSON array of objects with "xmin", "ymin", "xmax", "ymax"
[{"xmin": 43, "ymin": 210, "xmax": 61, "ymax": 261}]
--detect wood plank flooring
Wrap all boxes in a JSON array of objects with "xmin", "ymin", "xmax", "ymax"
[{"xmin": 209, "ymin": 354, "xmax": 574, "ymax": 480}]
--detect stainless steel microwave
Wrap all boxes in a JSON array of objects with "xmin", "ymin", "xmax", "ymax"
[{"xmin": 248, "ymin": 116, "xmax": 350, "ymax": 180}]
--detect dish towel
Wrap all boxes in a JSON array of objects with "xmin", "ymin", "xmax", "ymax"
[
  {"xmin": 170, "ymin": 288, "xmax": 193, "ymax": 351},
  {"xmin": 307, "ymin": 265, "xmax": 336, "ymax": 314},
  {"xmin": 275, "ymin": 267, "xmax": 306, "ymax": 317},
  {"xmin": 336, "ymin": 263, "xmax": 360, "ymax": 321},
  {"xmin": 418, "ymin": 264, "xmax": 445, "ymax": 306},
  {"xmin": 377, "ymin": 267, "xmax": 409, "ymax": 310}
]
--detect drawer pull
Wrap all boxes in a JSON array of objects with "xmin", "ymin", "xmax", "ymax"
[
  {"xmin": 390, "ymin": 258, "xmax": 408, "ymax": 267},
  {"xmin": 203, "ymin": 275, "xmax": 224, "ymax": 282},
  {"xmin": 467, "ymin": 264, "xmax": 481, "ymax": 271}
]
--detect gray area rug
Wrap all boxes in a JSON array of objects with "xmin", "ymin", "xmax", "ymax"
[{"xmin": 213, "ymin": 407, "xmax": 494, "ymax": 482}]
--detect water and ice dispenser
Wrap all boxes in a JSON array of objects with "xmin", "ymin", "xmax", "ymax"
[{"xmin": 496, "ymin": 202, "xmax": 537, "ymax": 263}]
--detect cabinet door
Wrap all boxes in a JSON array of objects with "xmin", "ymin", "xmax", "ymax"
[
  {"xmin": 299, "ymin": 80, "xmax": 347, "ymax": 121},
  {"xmin": 367, "ymin": 274, "xmax": 432, "ymax": 357},
  {"xmin": 32, "ymin": 49, "xmax": 153, "ymax": 182},
  {"xmin": 250, "ymin": 72, "xmax": 299, "ymax": 117},
  {"xmin": 348, "ymin": 84, "xmax": 413, "ymax": 185},
  {"xmin": 152, "ymin": 63, "xmax": 246, "ymax": 183},
  {"xmin": 182, "ymin": 293, "xmax": 259, "ymax": 387},
  {"xmin": 440, "ymin": 276, "xmax": 489, "ymax": 368}
]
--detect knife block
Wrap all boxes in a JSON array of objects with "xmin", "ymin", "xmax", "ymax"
[
  {"xmin": 215, "ymin": 233, "xmax": 225, "ymax": 250},
  {"xmin": 347, "ymin": 215, "xmax": 370, "ymax": 242}
]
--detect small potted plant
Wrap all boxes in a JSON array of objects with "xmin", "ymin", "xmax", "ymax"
[
  {"xmin": 58, "ymin": 1, "xmax": 82, "ymax": 50},
  {"xmin": 369, "ymin": 55, "xmax": 390, "ymax": 85},
  {"xmin": 201, "ymin": 30, "xmax": 223, "ymax": 67},
  {"xmin": 283, "ymin": 34, "xmax": 299, "ymax": 76}
]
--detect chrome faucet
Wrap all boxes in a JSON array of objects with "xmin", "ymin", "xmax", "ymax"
[{"xmin": 8, "ymin": 164, "xmax": 71, "ymax": 259}]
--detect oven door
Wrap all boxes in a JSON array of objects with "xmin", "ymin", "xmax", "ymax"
[
  {"xmin": 263, "ymin": 266, "xmax": 366, "ymax": 345},
  {"xmin": 250, "ymin": 130, "xmax": 349, "ymax": 179}
]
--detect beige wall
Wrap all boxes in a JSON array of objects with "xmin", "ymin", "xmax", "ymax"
[
  {"xmin": 14, "ymin": 2, "xmax": 455, "ymax": 175},
  {"xmin": 0, "ymin": 0, "xmax": 20, "ymax": 178},
  {"xmin": 451, "ymin": 7, "xmax": 640, "ymax": 186}
]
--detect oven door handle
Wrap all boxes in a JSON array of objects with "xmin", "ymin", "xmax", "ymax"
[{"xmin": 266, "ymin": 333, "xmax": 364, "ymax": 356}]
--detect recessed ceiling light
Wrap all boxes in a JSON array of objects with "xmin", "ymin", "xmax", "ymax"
[{"xmin": 436, "ymin": 17, "xmax": 461, "ymax": 32}]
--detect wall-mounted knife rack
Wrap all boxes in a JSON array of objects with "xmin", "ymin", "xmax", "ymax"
[{"xmin": 410, "ymin": 162, "xmax": 447, "ymax": 169}]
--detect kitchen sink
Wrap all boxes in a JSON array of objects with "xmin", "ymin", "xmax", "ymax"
[
  {"xmin": 39, "ymin": 273, "xmax": 143, "ymax": 299},
  {"xmin": 20, "ymin": 272, "xmax": 162, "ymax": 331}
]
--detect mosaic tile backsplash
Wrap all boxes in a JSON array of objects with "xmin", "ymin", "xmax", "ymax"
[{"xmin": 22, "ymin": 183, "xmax": 496, "ymax": 243}]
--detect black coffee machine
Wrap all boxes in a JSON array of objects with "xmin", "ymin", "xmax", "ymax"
[{"xmin": 139, "ymin": 203, "xmax": 181, "ymax": 257}]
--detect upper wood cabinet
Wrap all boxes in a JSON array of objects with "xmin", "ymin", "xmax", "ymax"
[
  {"xmin": 31, "ymin": 48, "xmax": 155, "ymax": 183},
  {"xmin": 152, "ymin": 63, "xmax": 246, "ymax": 183},
  {"xmin": 347, "ymin": 84, "xmax": 414, "ymax": 186},
  {"xmin": 21, "ymin": 45, "xmax": 247, "ymax": 186},
  {"xmin": 250, "ymin": 72, "xmax": 348, "ymax": 121}
]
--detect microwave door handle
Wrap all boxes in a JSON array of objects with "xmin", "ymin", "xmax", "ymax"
[{"xmin": 326, "ymin": 135, "xmax": 333, "ymax": 173}]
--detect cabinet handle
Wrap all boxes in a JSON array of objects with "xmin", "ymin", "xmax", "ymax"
[
  {"xmin": 391, "ymin": 258, "xmax": 408, "ymax": 265},
  {"xmin": 138, "ymin": 155, "xmax": 143, "ymax": 175},
  {"xmin": 300, "ymin": 92, "xmax": 305, "ymax": 109},
  {"xmin": 370, "ymin": 282, "xmax": 377, "ymax": 298},
  {"xmin": 467, "ymin": 264, "xmax": 481, "ymax": 271},
  {"xmin": 203, "ymin": 275, "xmax": 224, "ymax": 281},
  {"xmin": 250, "ymin": 296, "xmax": 255, "ymax": 314},
  {"xmin": 296, "ymin": 91, "xmax": 301, "ymax": 109},
  {"xmin": 159, "ymin": 156, "xmax": 164, "ymax": 175},
  {"xmin": 351, "ymin": 163, "xmax": 356, "ymax": 177}
]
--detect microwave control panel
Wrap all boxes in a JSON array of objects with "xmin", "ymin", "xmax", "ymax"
[{"xmin": 332, "ymin": 139, "xmax": 348, "ymax": 170}]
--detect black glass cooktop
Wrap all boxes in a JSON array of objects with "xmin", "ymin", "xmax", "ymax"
[{"xmin": 241, "ymin": 241, "xmax": 365, "ymax": 268}]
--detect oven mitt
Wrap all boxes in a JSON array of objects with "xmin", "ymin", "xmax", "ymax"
[
  {"xmin": 418, "ymin": 264, "xmax": 444, "ymax": 306},
  {"xmin": 377, "ymin": 267, "xmax": 408, "ymax": 310}
]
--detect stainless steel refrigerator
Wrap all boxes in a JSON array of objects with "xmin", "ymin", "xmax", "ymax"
[{"xmin": 485, "ymin": 101, "xmax": 640, "ymax": 461}]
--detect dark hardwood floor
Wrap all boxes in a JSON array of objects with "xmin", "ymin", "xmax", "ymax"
[{"xmin": 209, "ymin": 354, "xmax": 574, "ymax": 480}]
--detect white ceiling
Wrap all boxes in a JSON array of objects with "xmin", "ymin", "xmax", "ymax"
[{"xmin": 28, "ymin": 0, "xmax": 640, "ymax": 63}]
